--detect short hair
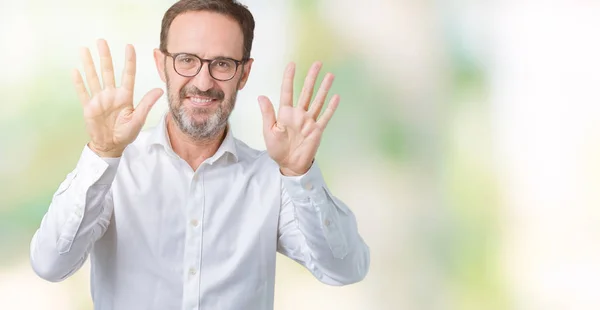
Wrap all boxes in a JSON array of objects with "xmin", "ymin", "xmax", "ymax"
[{"xmin": 160, "ymin": 0, "xmax": 255, "ymax": 60}]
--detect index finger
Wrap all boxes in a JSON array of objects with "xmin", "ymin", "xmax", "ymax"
[
  {"xmin": 279, "ymin": 62, "xmax": 295, "ymax": 108},
  {"xmin": 121, "ymin": 44, "xmax": 136, "ymax": 92}
]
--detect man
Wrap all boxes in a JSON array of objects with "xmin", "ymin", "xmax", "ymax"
[{"xmin": 30, "ymin": 0, "xmax": 370, "ymax": 309}]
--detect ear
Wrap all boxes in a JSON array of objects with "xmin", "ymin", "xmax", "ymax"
[
  {"xmin": 237, "ymin": 58, "xmax": 254, "ymax": 90},
  {"xmin": 153, "ymin": 48, "xmax": 167, "ymax": 83}
]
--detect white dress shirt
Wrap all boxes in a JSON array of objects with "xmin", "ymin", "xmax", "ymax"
[{"xmin": 30, "ymin": 113, "xmax": 370, "ymax": 310}]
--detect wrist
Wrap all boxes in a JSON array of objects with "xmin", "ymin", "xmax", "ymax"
[
  {"xmin": 88, "ymin": 142, "xmax": 124, "ymax": 158},
  {"xmin": 279, "ymin": 160, "xmax": 314, "ymax": 177},
  {"xmin": 280, "ymin": 166, "xmax": 304, "ymax": 177}
]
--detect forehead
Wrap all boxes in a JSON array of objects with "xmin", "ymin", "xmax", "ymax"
[{"xmin": 168, "ymin": 10, "xmax": 244, "ymax": 59}]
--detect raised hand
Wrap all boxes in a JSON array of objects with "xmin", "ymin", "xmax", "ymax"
[
  {"xmin": 73, "ymin": 39, "xmax": 164, "ymax": 158},
  {"xmin": 258, "ymin": 62, "xmax": 340, "ymax": 176}
]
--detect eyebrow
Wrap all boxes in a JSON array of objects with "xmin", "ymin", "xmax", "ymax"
[{"xmin": 173, "ymin": 52, "xmax": 241, "ymax": 60}]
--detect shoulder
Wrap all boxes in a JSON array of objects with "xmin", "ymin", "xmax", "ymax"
[
  {"xmin": 233, "ymin": 137, "xmax": 280, "ymax": 173},
  {"xmin": 120, "ymin": 126, "xmax": 156, "ymax": 160}
]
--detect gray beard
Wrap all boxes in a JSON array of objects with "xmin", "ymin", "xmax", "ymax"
[
  {"xmin": 169, "ymin": 95, "xmax": 234, "ymax": 140},
  {"xmin": 166, "ymin": 78, "xmax": 237, "ymax": 141}
]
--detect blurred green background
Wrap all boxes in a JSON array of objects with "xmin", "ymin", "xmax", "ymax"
[{"xmin": 2, "ymin": 0, "xmax": 600, "ymax": 309}]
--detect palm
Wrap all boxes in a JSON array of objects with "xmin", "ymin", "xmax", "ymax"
[
  {"xmin": 73, "ymin": 39, "xmax": 163, "ymax": 157},
  {"xmin": 258, "ymin": 62, "xmax": 339, "ymax": 176},
  {"xmin": 84, "ymin": 88, "xmax": 137, "ymax": 150}
]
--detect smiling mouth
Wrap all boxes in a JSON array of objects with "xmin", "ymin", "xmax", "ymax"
[{"xmin": 186, "ymin": 96, "xmax": 219, "ymax": 107}]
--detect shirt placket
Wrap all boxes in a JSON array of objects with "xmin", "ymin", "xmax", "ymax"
[{"xmin": 182, "ymin": 168, "xmax": 205, "ymax": 310}]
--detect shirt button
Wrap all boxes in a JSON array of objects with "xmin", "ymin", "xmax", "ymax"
[
  {"xmin": 190, "ymin": 219, "xmax": 199, "ymax": 227},
  {"xmin": 324, "ymin": 219, "xmax": 331, "ymax": 227},
  {"xmin": 304, "ymin": 182, "xmax": 313, "ymax": 190},
  {"xmin": 189, "ymin": 268, "xmax": 197, "ymax": 275}
]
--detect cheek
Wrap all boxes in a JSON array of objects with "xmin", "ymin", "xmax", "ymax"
[
  {"xmin": 166, "ymin": 75, "xmax": 189, "ymax": 95},
  {"xmin": 224, "ymin": 86, "xmax": 237, "ymax": 98},
  {"xmin": 222, "ymin": 80, "xmax": 241, "ymax": 96}
]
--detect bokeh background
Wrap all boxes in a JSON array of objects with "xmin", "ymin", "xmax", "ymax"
[{"xmin": 1, "ymin": 0, "xmax": 600, "ymax": 309}]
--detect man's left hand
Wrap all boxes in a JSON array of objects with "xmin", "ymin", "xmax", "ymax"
[{"xmin": 258, "ymin": 61, "xmax": 339, "ymax": 176}]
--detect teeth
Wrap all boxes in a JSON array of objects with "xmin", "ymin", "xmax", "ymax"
[{"xmin": 190, "ymin": 97, "xmax": 212, "ymax": 103}]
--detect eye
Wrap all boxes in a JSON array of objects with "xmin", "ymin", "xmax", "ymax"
[
  {"xmin": 216, "ymin": 61, "xmax": 231, "ymax": 68},
  {"xmin": 180, "ymin": 57, "xmax": 195, "ymax": 64},
  {"xmin": 175, "ymin": 54, "xmax": 198, "ymax": 65}
]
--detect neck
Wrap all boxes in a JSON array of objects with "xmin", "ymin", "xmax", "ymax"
[{"xmin": 166, "ymin": 113, "xmax": 226, "ymax": 171}]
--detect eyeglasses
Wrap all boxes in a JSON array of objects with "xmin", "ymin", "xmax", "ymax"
[{"xmin": 164, "ymin": 51, "xmax": 247, "ymax": 81}]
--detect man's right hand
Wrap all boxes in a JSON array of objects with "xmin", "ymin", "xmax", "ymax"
[{"xmin": 73, "ymin": 39, "xmax": 164, "ymax": 158}]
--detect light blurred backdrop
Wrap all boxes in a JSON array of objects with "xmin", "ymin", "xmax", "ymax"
[{"xmin": 1, "ymin": 0, "xmax": 600, "ymax": 309}]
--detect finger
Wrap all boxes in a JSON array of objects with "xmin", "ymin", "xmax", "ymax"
[
  {"xmin": 97, "ymin": 39, "xmax": 116, "ymax": 89},
  {"xmin": 279, "ymin": 62, "xmax": 295, "ymax": 109},
  {"xmin": 133, "ymin": 88, "xmax": 164, "ymax": 125},
  {"xmin": 72, "ymin": 69, "xmax": 90, "ymax": 106},
  {"xmin": 80, "ymin": 47, "xmax": 102, "ymax": 95},
  {"xmin": 308, "ymin": 73, "xmax": 334, "ymax": 120},
  {"xmin": 316, "ymin": 94, "xmax": 340, "ymax": 128},
  {"xmin": 258, "ymin": 96, "xmax": 277, "ymax": 133},
  {"xmin": 297, "ymin": 61, "xmax": 322, "ymax": 110},
  {"xmin": 121, "ymin": 44, "xmax": 136, "ymax": 92}
]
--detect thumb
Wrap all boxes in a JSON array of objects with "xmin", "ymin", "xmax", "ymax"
[
  {"xmin": 133, "ymin": 88, "xmax": 164, "ymax": 125},
  {"xmin": 258, "ymin": 95, "xmax": 276, "ymax": 133}
]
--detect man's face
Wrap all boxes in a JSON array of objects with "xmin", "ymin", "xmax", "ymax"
[{"xmin": 154, "ymin": 11, "xmax": 252, "ymax": 140}]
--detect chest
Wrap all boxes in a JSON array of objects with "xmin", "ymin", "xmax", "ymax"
[
  {"xmin": 108, "ymin": 153, "xmax": 282, "ymax": 274},
  {"xmin": 94, "ymin": 153, "xmax": 281, "ymax": 309}
]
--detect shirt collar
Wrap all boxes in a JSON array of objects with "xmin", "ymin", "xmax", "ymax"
[{"xmin": 147, "ymin": 112, "xmax": 239, "ymax": 164}]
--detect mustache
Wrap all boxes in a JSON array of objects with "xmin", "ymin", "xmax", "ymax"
[{"xmin": 179, "ymin": 85, "xmax": 224, "ymax": 100}]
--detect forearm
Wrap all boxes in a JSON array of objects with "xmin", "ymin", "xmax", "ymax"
[
  {"xmin": 30, "ymin": 145, "xmax": 118, "ymax": 282},
  {"xmin": 279, "ymin": 162, "xmax": 370, "ymax": 285}
]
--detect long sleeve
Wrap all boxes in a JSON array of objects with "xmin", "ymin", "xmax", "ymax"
[
  {"xmin": 276, "ymin": 161, "xmax": 370, "ymax": 285},
  {"xmin": 30, "ymin": 145, "xmax": 119, "ymax": 282}
]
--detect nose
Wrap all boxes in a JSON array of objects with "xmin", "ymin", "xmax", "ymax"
[{"xmin": 191, "ymin": 63, "xmax": 215, "ymax": 91}]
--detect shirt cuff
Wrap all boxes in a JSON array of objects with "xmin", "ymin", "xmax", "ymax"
[
  {"xmin": 281, "ymin": 161, "xmax": 327, "ymax": 201},
  {"xmin": 78, "ymin": 145, "xmax": 121, "ymax": 185}
]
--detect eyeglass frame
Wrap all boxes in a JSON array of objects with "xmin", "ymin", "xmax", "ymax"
[{"xmin": 163, "ymin": 51, "xmax": 248, "ymax": 81}]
